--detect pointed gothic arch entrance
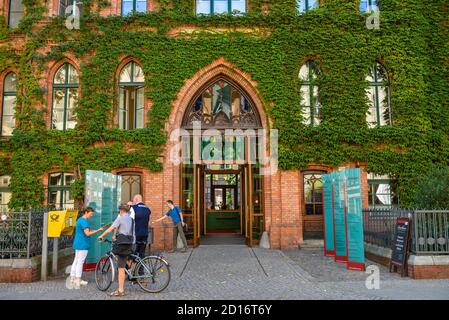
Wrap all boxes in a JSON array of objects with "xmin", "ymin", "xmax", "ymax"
[{"xmin": 179, "ymin": 76, "xmax": 265, "ymax": 247}]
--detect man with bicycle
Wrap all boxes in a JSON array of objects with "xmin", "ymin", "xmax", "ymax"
[{"xmin": 98, "ymin": 204, "xmax": 133, "ymax": 297}]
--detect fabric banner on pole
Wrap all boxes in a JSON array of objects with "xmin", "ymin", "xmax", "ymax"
[
  {"xmin": 345, "ymin": 168, "xmax": 365, "ymax": 271},
  {"xmin": 323, "ymin": 173, "xmax": 335, "ymax": 256},
  {"xmin": 333, "ymin": 171, "xmax": 347, "ymax": 262}
]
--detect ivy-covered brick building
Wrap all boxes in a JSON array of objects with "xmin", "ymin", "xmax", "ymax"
[{"xmin": 0, "ymin": 0, "xmax": 447, "ymax": 249}]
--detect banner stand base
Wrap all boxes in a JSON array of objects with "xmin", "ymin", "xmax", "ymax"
[
  {"xmin": 335, "ymin": 256, "xmax": 348, "ymax": 263},
  {"xmin": 84, "ymin": 263, "xmax": 97, "ymax": 272},
  {"xmin": 347, "ymin": 262, "xmax": 365, "ymax": 271},
  {"xmin": 324, "ymin": 249, "xmax": 335, "ymax": 257}
]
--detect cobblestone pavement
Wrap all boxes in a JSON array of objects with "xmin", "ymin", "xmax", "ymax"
[{"xmin": 0, "ymin": 246, "xmax": 448, "ymax": 300}]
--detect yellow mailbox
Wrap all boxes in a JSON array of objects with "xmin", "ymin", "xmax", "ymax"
[{"xmin": 47, "ymin": 210, "xmax": 79, "ymax": 238}]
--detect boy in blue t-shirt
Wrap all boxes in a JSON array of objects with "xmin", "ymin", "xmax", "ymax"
[{"xmin": 69, "ymin": 207, "xmax": 104, "ymax": 288}]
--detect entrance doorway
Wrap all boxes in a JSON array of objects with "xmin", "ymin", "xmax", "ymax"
[
  {"xmin": 181, "ymin": 163, "xmax": 264, "ymax": 247},
  {"xmin": 179, "ymin": 76, "xmax": 265, "ymax": 247}
]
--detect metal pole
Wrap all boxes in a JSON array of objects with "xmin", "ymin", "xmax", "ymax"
[
  {"xmin": 41, "ymin": 211, "xmax": 48, "ymax": 281},
  {"xmin": 52, "ymin": 238, "xmax": 59, "ymax": 276},
  {"xmin": 26, "ymin": 210, "xmax": 32, "ymax": 259}
]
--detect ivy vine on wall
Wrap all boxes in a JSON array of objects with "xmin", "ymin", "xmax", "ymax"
[{"xmin": 0, "ymin": 0, "xmax": 447, "ymax": 209}]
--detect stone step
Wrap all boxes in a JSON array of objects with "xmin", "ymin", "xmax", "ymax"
[{"xmin": 300, "ymin": 240, "xmax": 324, "ymax": 249}]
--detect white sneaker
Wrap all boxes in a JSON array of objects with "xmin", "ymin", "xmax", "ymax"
[
  {"xmin": 72, "ymin": 279, "xmax": 80, "ymax": 290},
  {"xmin": 66, "ymin": 276, "xmax": 75, "ymax": 290},
  {"xmin": 79, "ymin": 280, "xmax": 88, "ymax": 286}
]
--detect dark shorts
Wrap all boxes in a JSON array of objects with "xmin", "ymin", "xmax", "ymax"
[{"xmin": 117, "ymin": 254, "xmax": 129, "ymax": 269}]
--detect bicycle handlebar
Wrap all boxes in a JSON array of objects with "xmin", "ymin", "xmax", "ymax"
[{"xmin": 100, "ymin": 238, "xmax": 112, "ymax": 244}]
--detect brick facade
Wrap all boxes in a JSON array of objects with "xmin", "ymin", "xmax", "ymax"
[
  {"xmin": 22, "ymin": 55, "xmax": 371, "ymax": 251},
  {"xmin": 1, "ymin": 2, "xmax": 372, "ymax": 251}
]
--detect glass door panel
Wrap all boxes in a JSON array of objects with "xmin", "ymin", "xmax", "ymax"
[{"xmin": 251, "ymin": 165, "xmax": 264, "ymax": 244}]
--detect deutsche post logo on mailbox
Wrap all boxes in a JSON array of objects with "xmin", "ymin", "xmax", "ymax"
[{"xmin": 47, "ymin": 210, "xmax": 79, "ymax": 238}]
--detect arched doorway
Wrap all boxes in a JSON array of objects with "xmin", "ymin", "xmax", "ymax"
[{"xmin": 179, "ymin": 76, "xmax": 265, "ymax": 246}]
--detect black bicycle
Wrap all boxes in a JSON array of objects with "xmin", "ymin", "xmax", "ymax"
[{"xmin": 95, "ymin": 239, "xmax": 171, "ymax": 293}]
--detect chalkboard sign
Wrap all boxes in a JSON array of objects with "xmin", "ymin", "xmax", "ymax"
[{"xmin": 389, "ymin": 217, "xmax": 412, "ymax": 277}]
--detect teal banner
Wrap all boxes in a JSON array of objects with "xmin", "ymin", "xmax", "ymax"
[
  {"xmin": 345, "ymin": 168, "xmax": 365, "ymax": 270},
  {"xmin": 322, "ymin": 173, "xmax": 335, "ymax": 256},
  {"xmin": 333, "ymin": 171, "xmax": 347, "ymax": 262},
  {"xmin": 84, "ymin": 170, "xmax": 121, "ymax": 264}
]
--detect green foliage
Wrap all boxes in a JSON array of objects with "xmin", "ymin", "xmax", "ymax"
[
  {"xmin": 0, "ymin": 0, "xmax": 448, "ymax": 209},
  {"xmin": 414, "ymin": 165, "xmax": 449, "ymax": 209}
]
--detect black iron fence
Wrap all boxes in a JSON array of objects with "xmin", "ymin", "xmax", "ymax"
[
  {"xmin": 363, "ymin": 208, "xmax": 449, "ymax": 255},
  {"xmin": 0, "ymin": 209, "xmax": 74, "ymax": 259}
]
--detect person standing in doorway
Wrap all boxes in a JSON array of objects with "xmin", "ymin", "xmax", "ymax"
[
  {"xmin": 153, "ymin": 200, "xmax": 188, "ymax": 253},
  {"xmin": 69, "ymin": 207, "xmax": 104, "ymax": 289},
  {"xmin": 129, "ymin": 194, "xmax": 151, "ymax": 258}
]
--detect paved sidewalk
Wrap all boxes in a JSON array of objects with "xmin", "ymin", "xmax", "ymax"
[{"xmin": 0, "ymin": 246, "xmax": 448, "ymax": 300}]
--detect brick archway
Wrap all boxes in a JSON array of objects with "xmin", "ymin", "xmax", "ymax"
[
  {"xmin": 157, "ymin": 57, "xmax": 272, "ymax": 247},
  {"xmin": 169, "ymin": 57, "xmax": 268, "ymax": 133}
]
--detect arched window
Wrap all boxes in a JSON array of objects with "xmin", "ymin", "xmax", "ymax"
[
  {"xmin": 1, "ymin": 72, "xmax": 17, "ymax": 136},
  {"xmin": 122, "ymin": 0, "xmax": 147, "ymax": 16},
  {"xmin": 118, "ymin": 61, "xmax": 145, "ymax": 130},
  {"xmin": 303, "ymin": 171, "xmax": 324, "ymax": 215},
  {"xmin": 51, "ymin": 63, "xmax": 79, "ymax": 130},
  {"xmin": 8, "ymin": 0, "xmax": 23, "ymax": 28},
  {"xmin": 119, "ymin": 173, "xmax": 142, "ymax": 204},
  {"xmin": 196, "ymin": 0, "xmax": 246, "ymax": 15},
  {"xmin": 297, "ymin": 0, "xmax": 319, "ymax": 13},
  {"xmin": 366, "ymin": 62, "xmax": 391, "ymax": 127},
  {"xmin": 182, "ymin": 78, "xmax": 261, "ymax": 129},
  {"xmin": 299, "ymin": 61, "xmax": 321, "ymax": 126},
  {"xmin": 360, "ymin": 0, "xmax": 378, "ymax": 13}
]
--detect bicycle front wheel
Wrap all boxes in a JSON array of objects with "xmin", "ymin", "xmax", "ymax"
[
  {"xmin": 135, "ymin": 256, "xmax": 171, "ymax": 293},
  {"xmin": 95, "ymin": 256, "xmax": 115, "ymax": 291}
]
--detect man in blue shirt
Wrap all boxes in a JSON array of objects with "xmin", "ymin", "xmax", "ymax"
[
  {"xmin": 153, "ymin": 200, "xmax": 188, "ymax": 253},
  {"xmin": 129, "ymin": 194, "xmax": 151, "ymax": 258}
]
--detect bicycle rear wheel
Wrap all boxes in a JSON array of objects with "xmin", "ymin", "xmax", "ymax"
[
  {"xmin": 135, "ymin": 256, "xmax": 171, "ymax": 293},
  {"xmin": 95, "ymin": 256, "xmax": 115, "ymax": 291}
]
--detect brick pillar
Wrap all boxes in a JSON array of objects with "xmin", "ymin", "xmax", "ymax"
[{"xmin": 279, "ymin": 170, "xmax": 302, "ymax": 249}]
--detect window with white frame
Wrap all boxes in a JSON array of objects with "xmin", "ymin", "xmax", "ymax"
[
  {"xmin": 48, "ymin": 172, "xmax": 75, "ymax": 209},
  {"xmin": 368, "ymin": 173, "xmax": 399, "ymax": 208},
  {"xmin": 58, "ymin": 0, "xmax": 83, "ymax": 17},
  {"xmin": 297, "ymin": 0, "xmax": 319, "ymax": 14},
  {"xmin": 118, "ymin": 61, "xmax": 145, "ymax": 130},
  {"xmin": 366, "ymin": 62, "xmax": 391, "ymax": 128},
  {"xmin": 0, "ymin": 175, "xmax": 12, "ymax": 211},
  {"xmin": 8, "ymin": 0, "xmax": 23, "ymax": 28},
  {"xmin": 1, "ymin": 72, "xmax": 17, "ymax": 136},
  {"xmin": 122, "ymin": 0, "xmax": 147, "ymax": 16},
  {"xmin": 51, "ymin": 63, "xmax": 79, "ymax": 130},
  {"xmin": 360, "ymin": 0, "xmax": 378, "ymax": 13},
  {"xmin": 196, "ymin": 0, "xmax": 246, "ymax": 15},
  {"xmin": 299, "ymin": 60, "xmax": 321, "ymax": 126}
]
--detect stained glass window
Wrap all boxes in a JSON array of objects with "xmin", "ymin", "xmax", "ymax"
[{"xmin": 182, "ymin": 79, "xmax": 261, "ymax": 129}]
